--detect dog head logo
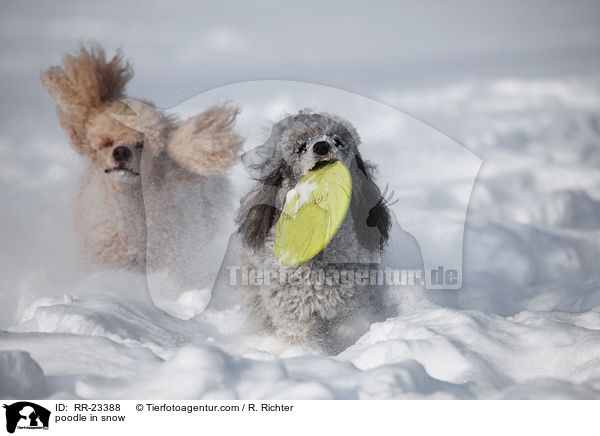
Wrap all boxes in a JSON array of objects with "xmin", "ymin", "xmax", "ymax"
[{"xmin": 3, "ymin": 402, "xmax": 50, "ymax": 434}]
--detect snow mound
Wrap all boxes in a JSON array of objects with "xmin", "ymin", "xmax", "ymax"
[
  {"xmin": 0, "ymin": 351, "xmax": 47, "ymax": 399},
  {"xmin": 3, "ymin": 289, "xmax": 599, "ymax": 399}
]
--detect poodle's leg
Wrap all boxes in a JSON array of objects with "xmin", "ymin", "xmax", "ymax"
[
  {"xmin": 271, "ymin": 315, "xmax": 319, "ymax": 348},
  {"xmin": 324, "ymin": 285, "xmax": 382, "ymax": 353},
  {"xmin": 258, "ymin": 290, "xmax": 319, "ymax": 348},
  {"xmin": 244, "ymin": 284, "xmax": 276, "ymax": 333}
]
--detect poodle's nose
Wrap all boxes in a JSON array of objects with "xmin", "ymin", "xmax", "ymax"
[
  {"xmin": 113, "ymin": 145, "xmax": 132, "ymax": 163},
  {"xmin": 313, "ymin": 141, "xmax": 330, "ymax": 156}
]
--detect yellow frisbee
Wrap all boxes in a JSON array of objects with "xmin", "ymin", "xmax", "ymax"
[{"xmin": 274, "ymin": 160, "xmax": 352, "ymax": 266}]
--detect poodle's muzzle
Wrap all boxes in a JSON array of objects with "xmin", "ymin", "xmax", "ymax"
[
  {"xmin": 304, "ymin": 136, "xmax": 346, "ymax": 173},
  {"xmin": 312, "ymin": 140, "xmax": 330, "ymax": 156},
  {"xmin": 104, "ymin": 143, "xmax": 140, "ymax": 178}
]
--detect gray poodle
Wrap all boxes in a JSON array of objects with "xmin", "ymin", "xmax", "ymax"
[{"xmin": 235, "ymin": 112, "xmax": 395, "ymax": 353}]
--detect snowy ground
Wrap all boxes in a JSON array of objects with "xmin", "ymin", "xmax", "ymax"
[{"xmin": 1, "ymin": 75, "xmax": 600, "ymax": 399}]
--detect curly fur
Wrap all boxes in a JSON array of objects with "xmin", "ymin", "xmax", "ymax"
[
  {"xmin": 41, "ymin": 43, "xmax": 243, "ymax": 271},
  {"xmin": 235, "ymin": 112, "xmax": 392, "ymax": 352}
]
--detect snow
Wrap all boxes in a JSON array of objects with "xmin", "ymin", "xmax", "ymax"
[
  {"xmin": 5, "ymin": 291, "xmax": 599, "ymax": 399},
  {"xmin": 1, "ymin": 75, "xmax": 600, "ymax": 399},
  {"xmin": 0, "ymin": 351, "xmax": 47, "ymax": 399}
]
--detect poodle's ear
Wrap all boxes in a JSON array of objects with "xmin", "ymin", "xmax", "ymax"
[
  {"xmin": 41, "ymin": 44, "xmax": 132, "ymax": 109},
  {"xmin": 236, "ymin": 160, "xmax": 289, "ymax": 251},
  {"xmin": 41, "ymin": 43, "xmax": 133, "ymax": 153},
  {"xmin": 55, "ymin": 107, "xmax": 88, "ymax": 154},
  {"xmin": 168, "ymin": 105, "xmax": 243, "ymax": 175},
  {"xmin": 350, "ymin": 152, "xmax": 391, "ymax": 250}
]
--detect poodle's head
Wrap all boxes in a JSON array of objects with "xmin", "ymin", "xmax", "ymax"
[
  {"xmin": 41, "ymin": 44, "xmax": 150, "ymax": 183},
  {"xmin": 42, "ymin": 44, "xmax": 242, "ymax": 183},
  {"xmin": 238, "ymin": 112, "xmax": 391, "ymax": 252},
  {"xmin": 85, "ymin": 101, "xmax": 146, "ymax": 181},
  {"xmin": 275, "ymin": 113, "xmax": 360, "ymax": 182}
]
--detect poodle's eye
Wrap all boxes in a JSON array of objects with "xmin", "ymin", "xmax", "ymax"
[
  {"xmin": 103, "ymin": 140, "xmax": 114, "ymax": 148},
  {"xmin": 333, "ymin": 137, "xmax": 344, "ymax": 148},
  {"xmin": 135, "ymin": 142, "xmax": 144, "ymax": 150},
  {"xmin": 294, "ymin": 143, "xmax": 307, "ymax": 154}
]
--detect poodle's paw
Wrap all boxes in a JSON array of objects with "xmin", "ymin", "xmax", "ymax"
[{"xmin": 167, "ymin": 105, "xmax": 243, "ymax": 176}]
